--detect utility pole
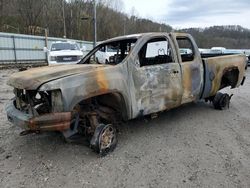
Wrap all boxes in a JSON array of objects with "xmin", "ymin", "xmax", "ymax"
[
  {"xmin": 45, "ymin": 28, "xmax": 48, "ymax": 48},
  {"xmin": 123, "ymin": 17, "xmax": 126, "ymax": 35},
  {"xmin": 70, "ymin": 0, "xmax": 73, "ymax": 38},
  {"xmin": 62, "ymin": 0, "xmax": 66, "ymax": 38},
  {"xmin": 70, "ymin": 9, "xmax": 73, "ymax": 38},
  {"xmin": 45, "ymin": 28, "xmax": 49, "ymax": 64},
  {"xmin": 93, "ymin": 0, "xmax": 97, "ymax": 47},
  {"xmin": 81, "ymin": 0, "xmax": 96, "ymax": 47}
]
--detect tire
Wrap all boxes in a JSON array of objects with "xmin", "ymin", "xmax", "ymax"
[
  {"xmin": 90, "ymin": 124, "xmax": 117, "ymax": 156},
  {"xmin": 96, "ymin": 57, "xmax": 100, "ymax": 64},
  {"xmin": 213, "ymin": 92, "xmax": 230, "ymax": 110}
]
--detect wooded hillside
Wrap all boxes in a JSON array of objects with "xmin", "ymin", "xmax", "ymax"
[
  {"xmin": 180, "ymin": 26, "xmax": 250, "ymax": 49},
  {"xmin": 1, "ymin": 0, "xmax": 250, "ymax": 49},
  {"xmin": 0, "ymin": 0, "xmax": 172, "ymax": 40}
]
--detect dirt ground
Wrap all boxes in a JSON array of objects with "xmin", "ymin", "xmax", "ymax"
[{"xmin": 0, "ymin": 68, "xmax": 250, "ymax": 188}]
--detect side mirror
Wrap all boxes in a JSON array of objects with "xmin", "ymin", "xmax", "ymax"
[{"xmin": 43, "ymin": 47, "xmax": 49, "ymax": 52}]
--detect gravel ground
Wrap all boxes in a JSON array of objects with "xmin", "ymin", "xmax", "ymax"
[{"xmin": 0, "ymin": 68, "xmax": 250, "ymax": 188}]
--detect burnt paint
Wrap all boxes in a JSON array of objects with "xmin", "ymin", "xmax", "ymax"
[{"xmin": 7, "ymin": 33, "xmax": 247, "ymax": 123}]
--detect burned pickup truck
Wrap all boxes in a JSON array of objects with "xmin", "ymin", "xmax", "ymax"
[{"xmin": 6, "ymin": 33, "xmax": 247, "ymax": 155}]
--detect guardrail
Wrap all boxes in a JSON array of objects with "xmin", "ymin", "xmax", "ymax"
[{"xmin": 0, "ymin": 32, "xmax": 93, "ymax": 64}]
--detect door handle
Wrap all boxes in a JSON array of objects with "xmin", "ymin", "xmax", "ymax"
[{"xmin": 172, "ymin": 70, "xmax": 179, "ymax": 74}]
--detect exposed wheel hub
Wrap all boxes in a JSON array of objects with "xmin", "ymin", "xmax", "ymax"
[
  {"xmin": 100, "ymin": 125, "xmax": 115, "ymax": 149},
  {"xmin": 90, "ymin": 124, "xmax": 117, "ymax": 156}
]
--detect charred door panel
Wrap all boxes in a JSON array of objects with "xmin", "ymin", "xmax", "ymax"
[
  {"xmin": 130, "ymin": 36, "xmax": 182, "ymax": 116},
  {"xmin": 132, "ymin": 63, "xmax": 182, "ymax": 115},
  {"xmin": 171, "ymin": 33, "xmax": 204, "ymax": 104},
  {"xmin": 180, "ymin": 60, "xmax": 203, "ymax": 103}
]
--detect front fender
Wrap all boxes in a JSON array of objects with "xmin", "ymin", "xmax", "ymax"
[{"xmin": 39, "ymin": 64, "xmax": 132, "ymax": 118}]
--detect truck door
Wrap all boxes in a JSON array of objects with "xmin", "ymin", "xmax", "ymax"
[
  {"xmin": 170, "ymin": 33, "xmax": 204, "ymax": 104},
  {"xmin": 131, "ymin": 36, "xmax": 183, "ymax": 116}
]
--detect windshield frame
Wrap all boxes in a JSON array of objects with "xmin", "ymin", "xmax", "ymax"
[
  {"xmin": 50, "ymin": 42, "xmax": 80, "ymax": 51},
  {"xmin": 78, "ymin": 38, "xmax": 138, "ymax": 65}
]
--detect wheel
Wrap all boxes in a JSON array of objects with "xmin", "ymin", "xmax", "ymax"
[
  {"xmin": 96, "ymin": 57, "xmax": 100, "ymax": 64},
  {"xmin": 90, "ymin": 124, "xmax": 117, "ymax": 156},
  {"xmin": 212, "ymin": 92, "xmax": 230, "ymax": 110}
]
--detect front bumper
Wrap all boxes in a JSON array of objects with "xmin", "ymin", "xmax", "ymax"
[{"xmin": 6, "ymin": 100, "xmax": 72, "ymax": 131}]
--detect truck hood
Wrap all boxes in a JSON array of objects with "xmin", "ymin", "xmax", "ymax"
[{"xmin": 8, "ymin": 64, "xmax": 108, "ymax": 90}]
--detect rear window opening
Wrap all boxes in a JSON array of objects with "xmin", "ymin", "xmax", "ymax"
[{"xmin": 176, "ymin": 37, "xmax": 195, "ymax": 62}]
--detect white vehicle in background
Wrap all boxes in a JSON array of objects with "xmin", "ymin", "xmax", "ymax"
[
  {"xmin": 179, "ymin": 48, "xmax": 192, "ymax": 55},
  {"xmin": 211, "ymin": 47, "xmax": 226, "ymax": 54},
  {"xmin": 199, "ymin": 48, "xmax": 212, "ymax": 54},
  {"xmin": 44, "ymin": 41, "xmax": 85, "ymax": 65},
  {"xmin": 95, "ymin": 45, "xmax": 117, "ymax": 64}
]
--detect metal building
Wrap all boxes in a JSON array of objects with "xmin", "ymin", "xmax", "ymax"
[{"xmin": 0, "ymin": 32, "xmax": 93, "ymax": 64}]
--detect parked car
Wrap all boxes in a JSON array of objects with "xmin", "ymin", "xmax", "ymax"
[
  {"xmin": 95, "ymin": 45, "xmax": 117, "ymax": 64},
  {"xmin": 44, "ymin": 41, "xmax": 84, "ymax": 65},
  {"xmin": 6, "ymin": 33, "xmax": 247, "ymax": 156},
  {"xmin": 180, "ymin": 48, "xmax": 192, "ymax": 54}
]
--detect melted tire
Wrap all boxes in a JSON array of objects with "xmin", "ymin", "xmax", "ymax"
[
  {"xmin": 213, "ymin": 92, "xmax": 230, "ymax": 110},
  {"xmin": 90, "ymin": 124, "xmax": 117, "ymax": 157}
]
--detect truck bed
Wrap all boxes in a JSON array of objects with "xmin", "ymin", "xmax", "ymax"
[
  {"xmin": 201, "ymin": 54, "xmax": 246, "ymax": 99},
  {"xmin": 201, "ymin": 53, "xmax": 238, "ymax": 58}
]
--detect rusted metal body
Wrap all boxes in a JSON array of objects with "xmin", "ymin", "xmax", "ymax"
[
  {"xmin": 28, "ymin": 112, "xmax": 71, "ymax": 131},
  {"xmin": 6, "ymin": 101, "xmax": 71, "ymax": 131},
  {"xmin": 6, "ymin": 32, "xmax": 246, "ymax": 136},
  {"xmin": 202, "ymin": 55, "xmax": 246, "ymax": 98}
]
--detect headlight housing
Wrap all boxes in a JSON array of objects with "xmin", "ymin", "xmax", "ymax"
[
  {"xmin": 50, "ymin": 56, "xmax": 57, "ymax": 61},
  {"xmin": 76, "ymin": 55, "xmax": 84, "ymax": 60}
]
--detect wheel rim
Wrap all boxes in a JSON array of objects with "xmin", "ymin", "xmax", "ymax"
[{"xmin": 100, "ymin": 125, "xmax": 115, "ymax": 150}]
